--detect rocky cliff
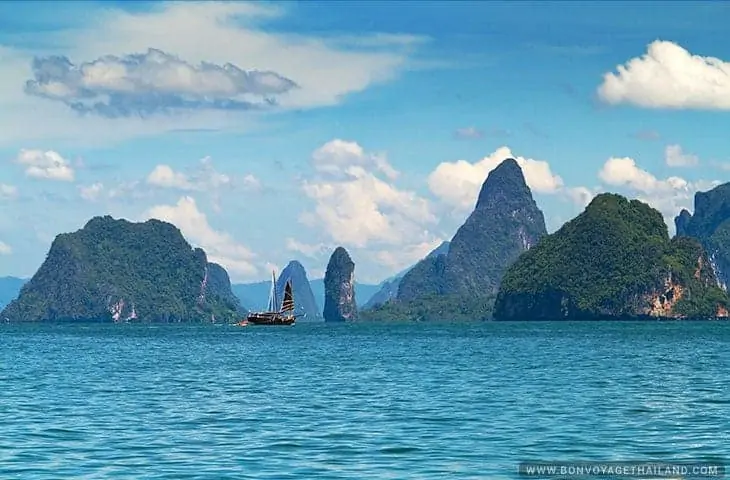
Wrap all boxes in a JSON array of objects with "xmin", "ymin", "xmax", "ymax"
[
  {"xmin": 674, "ymin": 182, "xmax": 730, "ymax": 291},
  {"xmin": 363, "ymin": 241, "xmax": 450, "ymax": 309},
  {"xmin": 360, "ymin": 158, "xmax": 545, "ymax": 321},
  {"xmin": 0, "ymin": 216, "xmax": 244, "ymax": 322},
  {"xmin": 394, "ymin": 158, "xmax": 546, "ymax": 306},
  {"xmin": 276, "ymin": 260, "xmax": 321, "ymax": 320},
  {"xmin": 323, "ymin": 247, "xmax": 357, "ymax": 322},
  {"xmin": 494, "ymin": 193, "xmax": 730, "ymax": 320}
]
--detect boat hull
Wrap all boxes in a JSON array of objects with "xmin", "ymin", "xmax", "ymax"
[{"xmin": 245, "ymin": 312, "xmax": 295, "ymax": 326}]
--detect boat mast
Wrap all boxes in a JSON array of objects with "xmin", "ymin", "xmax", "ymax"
[
  {"xmin": 267, "ymin": 269, "xmax": 278, "ymax": 312},
  {"xmin": 272, "ymin": 270, "xmax": 279, "ymax": 312}
]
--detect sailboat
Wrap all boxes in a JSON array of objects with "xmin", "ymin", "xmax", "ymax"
[{"xmin": 240, "ymin": 270, "xmax": 296, "ymax": 326}]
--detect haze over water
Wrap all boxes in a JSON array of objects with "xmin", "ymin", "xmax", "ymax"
[{"xmin": 2, "ymin": 321, "xmax": 729, "ymax": 479}]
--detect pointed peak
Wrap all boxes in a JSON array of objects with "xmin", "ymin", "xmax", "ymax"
[
  {"xmin": 283, "ymin": 259, "xmax": 305, "ymax": 271},
  {"xmin": 330, "ymin": 246, "xmax": 353, "ymax": 263},
  {"xmin": 475, "ymin": 158, "xmax": 531, "ymax": 209},
  {"xmin": 492, "ymin": 157, "xmax": 521, "ymax": 174}
]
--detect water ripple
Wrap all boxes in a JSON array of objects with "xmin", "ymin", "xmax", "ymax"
[{"xmin": 1, "ymin": 320, "xmax": 729, "ymax": 478}]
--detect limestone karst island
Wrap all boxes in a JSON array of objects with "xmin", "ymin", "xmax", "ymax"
[{"xmin": 3, "ymin": 158, "xmax": 730, "ymax": 323}]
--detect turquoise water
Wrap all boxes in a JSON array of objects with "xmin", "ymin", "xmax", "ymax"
[{"xmin": 1, "ymin": 321, "xmax": 729, "ymax": 479}]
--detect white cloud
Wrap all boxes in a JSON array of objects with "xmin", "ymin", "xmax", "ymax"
[
  {"xmin": 242, "ymin": 174, "xmax": 261, "ymax": 191},
  {"xmin": 25, "ymin": 48, "xmax": 297, "ymax": 118},
  {"xmin": 597, "ymin": 156, "xmax": 719, "ymax": 228},
  {"xmin": 563, "ymin": 186, "xmax": 596, "ymax": 208},
  {"xmin": 301, "ymin": 139, "xmax": 437, "ymax": 250},
  {"xmin": 144, "ymin": 196, "xmax": 258, "ymax": 280},
  {"xmin": 427, "ymin": 146, "xmax": 564, "ymax": 210},
  {"xmin": 145, "ymin": 157, "xmax": 253, "ymax": 194},
  {"xmin": 599, "ymin": 157, "xmax": 688, "ymax": 194},
  {"xmin": 147, "ymin": 165, "xmax": 194, "ymax": 190},
  {"xmin": 14, "ymin": 149, "xmax": 74, "ymax": 181},
  {"xmin": 0, "ymin": 2, "xmax": 426, "ymax": 145},
  {"xmin": 79, "ymin": 183, "xmax": 104, "ymax": 201},
  {"xmin": 285, "ymin": 238, "xmax": 329, "ymax": 258},
  {"xmin": 598, "ymin": 40, "xmax": 730, "ymax": 110},
  {"xmin": 311, "ymin": 139, "xmax": 398, "ymax": 181},
  {"xmin": 374, "ymin": 238, "xmax": 444, "ymax": 271},
  {"xmin": 0, "ymin": 184, "xmax": 18, "ymax": 199},
  {"xmin": 664, "ymin": 144, "xmax": 699, "ymax": 167},
  {"xmin": 0, "ymin": 241, "xmax": 11, "ymax": 255}
]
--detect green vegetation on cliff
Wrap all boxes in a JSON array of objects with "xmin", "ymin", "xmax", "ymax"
[
  {"xmin": 359, "ymin": 293, "xmax": 494, "ymax": 322},
  {"xmin": 398, "ymin": 159, "xmax": 546, "ymax": 302},
  {"xmin": 1, "ymin": 216, "xmax": 243, "ymax": 322},
  {"xmin": 365, "ymin": 158, "xmax": 545, "ymax": 321},
  {"xmin": 494, "ymin": 194, "xmax": 730, "ymax": 320}
]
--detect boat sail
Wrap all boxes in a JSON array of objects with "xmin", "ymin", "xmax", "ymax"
[{"xmin": 240, "ymin": 270, "xmax": 296, "ymax": 326}]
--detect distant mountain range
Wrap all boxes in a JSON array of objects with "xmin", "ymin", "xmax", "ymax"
[
  {"xmin": 5, "ymin": 158, "xmax": 730, "ymax": 323},
  {"xmin": 0, "ymin": 276, "xmax": 26, "ymax": 310},
  {"xmin": 231, "ymin": 242, "xmax": 451, "ymax": 316},
  {"xmin": 232, "ymin": 277, "xmax": 382, "ymax": 314}
]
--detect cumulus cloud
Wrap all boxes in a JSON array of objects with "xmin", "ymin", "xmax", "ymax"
[
  {"xmin": 147, "ymin": 165, "xmax": 194, "ymax": 190},
  {"xmin": 374, "ymin": 238, "xmax": 444, "ymax": 272},
  {"xmin": 597, "ymin": 155, "xmax": 718, "ymax": 226},
  {"xmin": 145, "ymin": 196, "xmax": 257, "ymax": 279},
  {"xmin": 0, "ymin": 184, "xmax": 18, "ymax": 199},
  {"xmin": 427, "ymin": 146, "xmax": 564, "ymax": 210},
  {"xmin": 664, "ymin": 144, "xmax": 699, "ymax": 167},
  {"xmin": 599, "ymin": 157, "xmax": 689, "ymax": 194},
  {"xmin": 79, "ymin": 183, "xmax": 104, "ymax": 201},
  {"xmin": 0, "ymin": 241, "xmax": 11, "ymax": 255},
  {"xmin": 25, "ymin": 48, "xmax": 298, "ymax": 118},
  {"xmin": 301, "ymin": 139, "xmax": 437, "ymax": 249},
  {"xmin": 598, "ymin": 40, "xmax": 730, "ymax": 110},
  {"xmin": 14, "ymin": 149, "xmax": 75, "ymax": 181},
  {"xmin": 563, "ymin": 186, "xmax": 596, "ymax": 208},
  {"xmin": 146, "ymin": 156, "xmax": 257, "ymax": 193},
  {"xmin": 311, "ymin": 139, "xmax": 398, "ymax": 181}
]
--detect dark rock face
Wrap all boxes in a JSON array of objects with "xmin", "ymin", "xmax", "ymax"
[
  {"xmin": 674, "ymin": 183, "xmax": 730, "ymax": 291},
  {"xmin": 276, "ymin": 260, "xmax": 321, "ymax": 320},
  {"xmin": 675, "ymin": 209, "xmax": 692, "ymax": 237},
  {"xmin": 363, "ymin": 241, "xmax": 450, "ymax": 309},
  {"xmin": 397, "ymin": 158, "xmax": 547, "ymax": 303},
  {"xmin": 323, "ymin": 247, "xmax": 357, "ymax": 322},
  {"xmin": 494, "ymin": 193, "xmax": 730, "ymax": 320},
  {"xmin": 204, "ymin": 263, "xmax": 247, "ymax": 317},
  {"xmin": 396, "ymin": 254, "xmax": 447, "ymax": 303},
  {"xmin": 0, "ymin": 216, "xmax": 243, "ymax": 322}
]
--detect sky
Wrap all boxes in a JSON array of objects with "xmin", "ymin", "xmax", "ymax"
[{"xmin": 0, "ymin": 0, "xmax": 729, "ymax": 284}]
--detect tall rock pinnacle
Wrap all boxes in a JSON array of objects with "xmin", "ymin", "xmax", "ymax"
[{"xmin": 323, "ymin": 247, "xmax": 357, "ymax": 322}]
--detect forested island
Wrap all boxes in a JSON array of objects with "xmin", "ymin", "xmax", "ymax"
[{"xmin": 3, "ymin": 158, "xmax": 730, "ymax": 323}]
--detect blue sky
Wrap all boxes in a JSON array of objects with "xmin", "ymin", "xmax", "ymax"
[{"xmin": 0, "ymin": 1, "xmax": 729, "ymax": 283}]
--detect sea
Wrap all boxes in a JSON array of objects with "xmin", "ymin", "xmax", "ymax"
[{"xmin": 1, "ymin": 320, "xmax": 729, "ymax": 479}]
